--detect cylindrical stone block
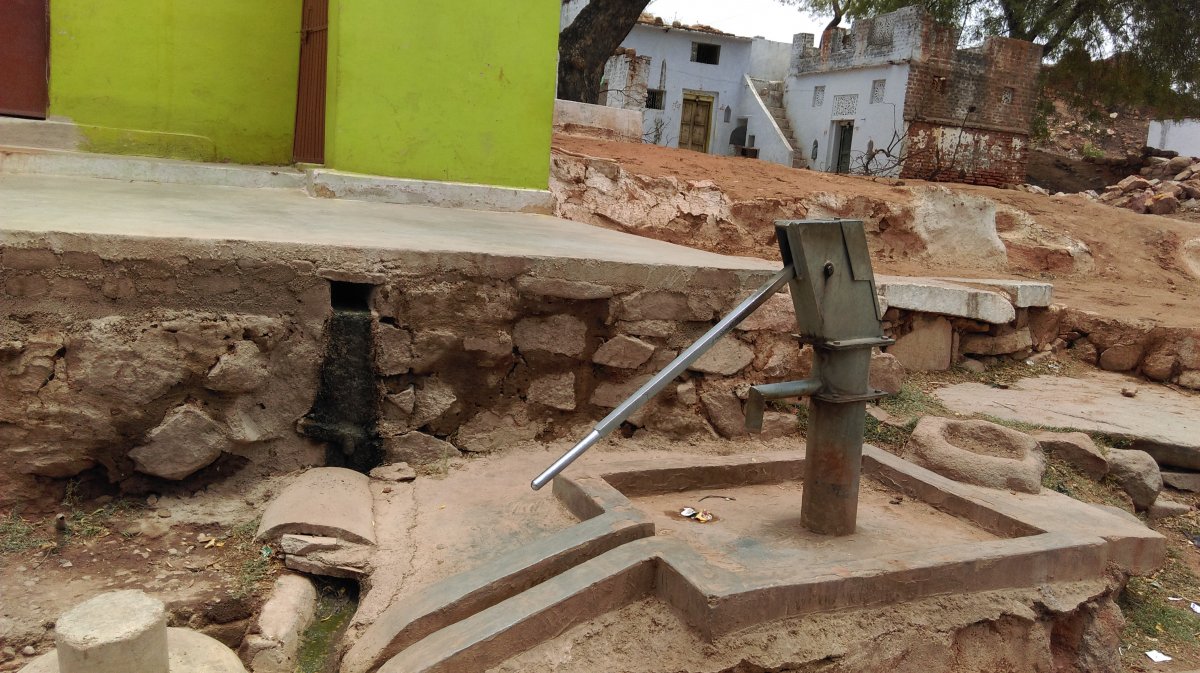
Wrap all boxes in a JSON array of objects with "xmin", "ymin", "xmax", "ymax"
[{"xmin": 54, "ymin": 590, "xmax": 169, "ymax": 673}]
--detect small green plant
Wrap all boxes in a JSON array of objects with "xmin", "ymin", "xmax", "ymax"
[
  {"xmin": 1121, "ymin": 574, "xmax": 1200, "ymax": 650},
  {"xmin": 863, "ymin": 414, "xmax": 917, "ymax": 451},
  {"xmin": 878, "ymin": 384, "xmax": 947, "ymax": 419},
  {"xmin": 227, "ymin": 518, "xmax": 275, "ymax": 598},
  {"xmin": 1081, "ymin": 141, "xmax": 1104, "ymax": 159},
  {"xmin": 0, "ymin": 511, "xmax": 48, "ymax": 554}
]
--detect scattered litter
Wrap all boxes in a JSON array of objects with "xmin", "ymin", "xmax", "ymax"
[
  {"xmin": 260, "ymin": 546, "xmax": 273, "ymax": 559},
  {"xmin": 1190, "ymin": 602, "xmax": 1200, "ymax": 615},
  {"xmin": 1145, "ymin": 650, "xmax": 1172, "ymax": 663},
  {"xmin": 1192, "ymin": 535, "xmax": 1200, "ymax": 548},
  {"xmin": 1168, "ymin": 596, "xmax": 1184, "ymax": 601},
  {"xmin": 1121, "ymin": 386, "xmax": 1138, "ymax": 398},
  {"xmin": 678, "ymin": 507, "xmax": 715, "ymax": 522},
  {"xmin": 699, "ymin": 495, "xmax": 736, "ymax": 502},
  {"xmin": 889, "ymin": 496, "xmax": 904, "ymax": 505}
]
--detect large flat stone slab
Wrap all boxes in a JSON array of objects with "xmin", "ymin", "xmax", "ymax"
[
  {"xmin": 934, "ymin": 278, "xmax": 1053, "ymax": 307},
  {"xmin": 256, "ymin": 467, "xmax": 376, "ymax": 545},
  {"xmin": 935, "ymin": 373, "xmax": 1200, "ymax": 470},
  {"xmin": 876, "ymin": 276, "xmax": 1016, "ymax": 324}
]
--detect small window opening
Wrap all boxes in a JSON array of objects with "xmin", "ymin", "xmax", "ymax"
[
  {"xmin": 646, "ymin": 89, "xmax": 665, "ymax": 110},
  {"xmin": 811, "ymin": 140, "xmax": 819, "ymax": 160},
  {"xmin": 723, "ymin": 106, "xmax": 732, "ymax": 123},
  {"xmin": 1001, "ymin": 87, "xmax": 1015, "ymax": 105},
  {"xmin": 329, "ymin": 281, "xmax": 372, "ymax": 311},
  {"xmin": 691, "ymin": 42, "xmax": 721, "ymax": 65}
]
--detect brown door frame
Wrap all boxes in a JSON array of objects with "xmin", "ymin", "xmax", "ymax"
[
  {"xmin": 0, "ymin": 0, "xmax": 50, "ymax": 119},
  {"xmin": 680, "ymin": 92, "xmax": 714, "ymax": 153},
  {"xmin": 292, "ymin": 0, "xmax": 329, "ymax": 164}
]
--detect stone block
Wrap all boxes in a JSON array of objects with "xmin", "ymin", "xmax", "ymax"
[
  {"xmin": 129, "ymin": 405, "xmax": 230, "ymax": 481},
  {"xmin": 244, "ymin": 574, "xmax": 317, "ymax": 673},
  {"xmin": 1162, "ymin": 471, "xmax": 1200, "ymax": 492},
  {"xmin": 369, "ymin": 462, "xmax": 417, "ymax": 482},
  {"xmin": 1107, "ymin": 449, "xmax": 1162, "ymax": 511},
  {"xmin": 869, "ymin": 352, "xmax": 905, "ymax": 394},
  {"xmin": 455, "ymin": 410, "xmax": 545, "ymax": 453},
  {"xmin": 961, "ymin": 328, "xmax": 1033, "ymax": 356},
  {"xmin": 513, "ymin": 315, "xmax": 587, "ymax": 357},
  {"xmin": 462, "ymin": 330, "xmax": 513, "ymax": 358},
  {"xmin": 380, "ymin": 431, "xmax": 458, "ymax": 466},
  {"xmin": 700, "ymin": 390, "xmax": 747, "ymax": 439},
  {"xmin": 1034, "ymin": 432, "xmax": 1108, "ymax": 480},
  {"xmin": 689, "ymin": 337, "xmax": 753, "ymax": 376},
  {"xmin": 528, "ymin": 372, "xmax": 577, "ymax": 411},
  {"xmin": 877, "ymin": 278, "xmax": 1015, "ymax": 324},
  {"xmin": 2, "ymin": 247, "xmax": 58, "ymax": 271},
  {"xmin": 591, "ymin": 375, "xmax": 652, "ymax": 408},
  {"xmin": 592, "ymin": 335, "xmax": 655, "ymax": 369},
  {"xmin": 616, "ymin": 290, "xmax": 713, "ymax": 321},
  {"xmin": 204, "ymin": 341, "xmax": 270, "ymax": 393},
  {"xmin": 515, "ymin": 277, "xmax": 613, "ymax": 299},
  {"xmin": 55, "ymin": 590, "xmax": 168, "ymax": 673},
  {"xmin": 376, "ymin": 324, "xmax": 414, "ymax": 376},
  {"xmin": 887, "ymin": 315, "xmax": 953, "ymax": 371},
  {"xmin": 256, "ymin": 467, "xmax": 376, "ymax": 545},
  {"xmin": 410, "ymin": 378, "xmax": 457, "ymax": 428},
  {"xmin": 1098, "ymin": 343, "xmax": 1143, "ymax": 372}
]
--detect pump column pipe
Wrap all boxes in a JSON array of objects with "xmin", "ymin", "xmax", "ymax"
[{"xmin": 530, "ymin": 265, "xmax": 796, "ymax": 490}]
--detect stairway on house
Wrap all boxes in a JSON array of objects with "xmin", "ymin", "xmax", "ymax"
[{"xmin": 756, "ymin": 80, "xmax": 807, "ymax": 169}]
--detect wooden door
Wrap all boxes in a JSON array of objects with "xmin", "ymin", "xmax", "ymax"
[
  {"xmin": 293, "ymin": 0, "xmax": 329, "ymax": 164},
  {"xmin": 0, "ymin": 0, "xmax": 49, "ymax": 119},
  {"xmin": 835, "ymin": 123, "xmax": 854, "ymax": 173},
  {"xmin": 679, "ymin": 95, "xmax": 713, "ymax": 153}
]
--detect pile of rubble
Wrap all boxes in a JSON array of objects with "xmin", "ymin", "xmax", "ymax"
[{"xmin": 1083, "ymin": 155, "xmax": 1200, "ymax": 215}]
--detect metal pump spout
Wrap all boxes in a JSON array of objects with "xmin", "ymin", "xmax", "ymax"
[{"xmin": 531, "ymin": 220, "xmax": 891, "ymax": 537}]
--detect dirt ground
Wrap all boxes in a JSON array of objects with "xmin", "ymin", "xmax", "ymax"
[{"xmin": 552, "ymin": 133, "xmax": 1200, "ymax": 327}]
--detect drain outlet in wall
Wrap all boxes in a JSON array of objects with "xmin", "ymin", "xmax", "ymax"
[{"xmin": 299, "ymin": 281, "xmax": 383, "ymax": 473}]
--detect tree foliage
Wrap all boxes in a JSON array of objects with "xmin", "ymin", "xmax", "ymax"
[{"xmin": 781, "ymin": 0, "xmax": 1200, "ymax": 114}]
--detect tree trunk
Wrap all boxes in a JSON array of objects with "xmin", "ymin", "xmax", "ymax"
[{"xmin": 558, "ymin": 0, "xmax": 651, "ymax": 104}]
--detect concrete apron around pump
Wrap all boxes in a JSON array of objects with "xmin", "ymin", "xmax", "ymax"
[{"xmin": 533, "ymin": 219, "xmax": 891, "ymax": 536}]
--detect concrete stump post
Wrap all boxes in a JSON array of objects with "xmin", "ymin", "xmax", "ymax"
[{"xmin": 54, "ymin": 590, "xmax": 169, "ymax": 673}]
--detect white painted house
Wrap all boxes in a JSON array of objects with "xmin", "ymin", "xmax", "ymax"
[
  {"xmin": 561, "ymin": 6, "xmax": 797, "ymax": 164},
  {"xmin": 1148, "ymin": 120, "xmax": 1200, "ymax": 158}
]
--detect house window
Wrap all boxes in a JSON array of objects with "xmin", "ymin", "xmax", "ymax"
[
  {"xmin": 691, "ymin": 42, "xmax": 721, "ymax": 65},
  {"xmin": 1001, "ymin": 87, "xmax": 1015, "ymax": 105},
  {"xmin": 812, "ymin": 85, "xmax": 825, "ymax": 107},
  {"xmin": 870, "ymin": 79, "xmax": 886, "ymax": 104},
  {"xmin": 723, "ymin": 106, "xmax": 732, "ymax": 123},
  {"xmin": 645, "ymin": 89, "xmax": 665, "ymax": 110},
  {"xmin": 833, "ymin": 94, "xmax": 858, "ymax": 118}
]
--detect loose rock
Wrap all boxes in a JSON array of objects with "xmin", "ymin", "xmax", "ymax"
[{"xmin": 1106, "ymin": 449, "xmax": 1162, "ymax": 511}]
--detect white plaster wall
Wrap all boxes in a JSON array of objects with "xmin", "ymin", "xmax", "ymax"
[
  {"xmin": 1148, "ymin": 120, "xmax": 1200, "ymax": 158},
  {"xmin": 749, "ymin": 38, "xmax": 793, "ymax": 81},
  {"xmin": 741, "ymin": 77, "xmax": 794, "ymax": 166},
  {"xmin": 785, "ymin": 63, "xmax": 909, "ymax": 175},
  {"xmin": 553, "ymin": 100, "xmax": 643, "ymax": 139},
  {"xmin": 621, "ymin": 24, "xmax": 754, "ymax": 154}
]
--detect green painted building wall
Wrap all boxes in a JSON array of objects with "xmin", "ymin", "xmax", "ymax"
[
  {"xmin": 325, "ymin": 0, "xmax": 560, "ymax": 190},
  {"xmin": 49, "ymin": 1, "xmax": 302, "ymax": 165}
]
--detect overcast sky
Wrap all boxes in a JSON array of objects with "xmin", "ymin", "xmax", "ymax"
[{"xmin": 644, "ymin": 0, "xmax": 833, "ymax": 43}]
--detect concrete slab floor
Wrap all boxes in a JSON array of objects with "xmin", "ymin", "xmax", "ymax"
[
  {"xmin": 629, "ymin": 477, "xmax": 999, "ymax": 573},
  {"xmin": 0, "ymin": 174, "xmax": 776, "ymax": 272}
]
